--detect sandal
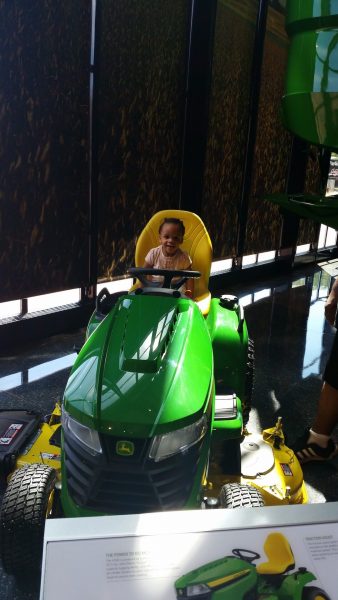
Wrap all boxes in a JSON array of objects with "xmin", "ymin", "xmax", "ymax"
[{"xmin": 292, "ymin": 429, "xmax": 338, "ymax": 463}]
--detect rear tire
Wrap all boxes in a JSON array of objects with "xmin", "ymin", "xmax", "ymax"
[
  {"xmin": 219, "ymin": 483, "xmax": 264, "ymax": 508},
  {"xmin": 0, "ymin": 464, "xmax": 57, "ymax": 578},
  {"xmin": 242, "ymin": 338, "xmax": 255, "ymax": 426},
  {"xmin": 302, "ymin": 587, "xmax": 331, "ymax": 600}
]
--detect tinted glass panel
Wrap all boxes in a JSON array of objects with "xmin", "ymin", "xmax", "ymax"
[
  {"xmin": 245, "ymin": 4, "xmax": 292, "ymax": 254},
  {"xmin": 201, "ymin": 0, "xmax": 259, "ymax": 259},
  {"xmin": 97, "ymin": 0, "xmax": 190, "ymax": 279},
  {"xmin": 0, "ymin": 1, "xmax": 91, "ymax": 301}
]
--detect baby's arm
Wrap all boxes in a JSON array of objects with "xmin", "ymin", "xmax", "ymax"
[
  {"xmin": 141, "ymin": 260, "xmax": 154, "ymax": 285},
  {"xmin": 183, "ymin": 252, "xmax": 194, "ymax": 299},
  {"xmin": 185, "ymin": 277, "xmax": 194, "ymax": 298},
  {"xmin": 144, "ymin": 248, "xmax": 154, "ymax": 270},
  {"xmin": 184, "ymin": 264, "xmax": 194, "ymax": 299},
  {"xmin": 143, "ymin": 249, "xmax": 155, "ymax": 283}
]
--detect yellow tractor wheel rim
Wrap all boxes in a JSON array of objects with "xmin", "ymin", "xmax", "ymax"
[{"xmin": 46, "ymin": 489, "xmax": 55, "ymax": 518}]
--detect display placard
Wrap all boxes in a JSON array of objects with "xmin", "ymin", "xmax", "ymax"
[{"xmin": 40, "ymin": 503, "xmax": 338, "ymax": 600}]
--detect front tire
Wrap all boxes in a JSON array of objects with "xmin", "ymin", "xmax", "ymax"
[
  {"xmin": 302, "ymin": 587, "xmax": 331, "ymax": 600},
  {"xmin": 219, "ymin": 483, "xmax": 264, "ymax": 508},
  {"xmin": 0, "ymin": 464, "xmax": 57, "ymax": 578}
]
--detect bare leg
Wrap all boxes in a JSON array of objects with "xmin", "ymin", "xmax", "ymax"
[{"xmin": 312, "ymin": 382, "xmax": 338, "ymax": 437}]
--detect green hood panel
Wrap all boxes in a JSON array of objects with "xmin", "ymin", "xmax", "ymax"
[
  {"xmin": 119, "ymin": 297, "xmax": 178, "ymax": 373},
  {"xmin": 64, "ymin": 295, "xmax": 213, "ymax": 438},
  {"xmin": 175, "ymin": 556, "xmax": 256, "ymax": 589}
]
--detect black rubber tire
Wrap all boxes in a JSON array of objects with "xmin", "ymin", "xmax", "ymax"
[
  {"xmin": 242, "ymin": 338, "xmax": 255, "ymax": 426},
  {"xmin": 219, "ymin": 483, "xmax": 264, "ymax": 509},
  {"xmin": 243, "ymin": 592, "xmax": 258, "ymax": 600},
  {"xmin": 302, "ymin": 587, "xmax": 331, "ymax": 600},
  {"xmin": 0, "ymin": 464, "xmax": 57, "ymax": 578}
]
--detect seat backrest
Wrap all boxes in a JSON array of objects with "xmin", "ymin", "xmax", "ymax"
[
  {"xmin": 256, "ymin": 533, "xmax": 295, "ymax": 576},
  {"xmin": 135, "ymin": 210, "xmax": 212, "ymax": 301}
]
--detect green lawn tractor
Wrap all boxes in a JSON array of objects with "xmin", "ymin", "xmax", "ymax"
[
  {"xmin": 175, "ymin": 531, "xmax": 331, "ymax": 599},
  {"xmin": 0, "ymin": 211, "xmax": 306, "ymax": 581}
]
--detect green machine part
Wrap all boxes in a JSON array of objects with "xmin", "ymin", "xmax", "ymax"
[
  {"xmin": 175, "ymin": 556, "xmax": 258, "ymax": 599},
  {"xmin": 60, "ymin": 294, "xmax": 216, "ymax": 517},
  {"xmin": 282, "ymin": 1, "xmax": 338, "ymax": 149},
  {"xmin": 263, "ymin": 192, "xmax": 338, "ymax": 229},
  {"xmin": 264, "ymin": 3, "xmax": 338, "ymax": 227}
]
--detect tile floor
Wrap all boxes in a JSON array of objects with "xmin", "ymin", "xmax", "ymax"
[{"xmin": 0, "ymin": 263, "xmax": 337, "ymax": 599}]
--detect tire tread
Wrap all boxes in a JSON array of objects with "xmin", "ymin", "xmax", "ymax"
[
  {"xmin": 0, "ymin": 464, "xmax": 56, "ymax": 577},
  {"xmin": 220, "ymin": 482, "xmax": 264, "ymax": 509}
]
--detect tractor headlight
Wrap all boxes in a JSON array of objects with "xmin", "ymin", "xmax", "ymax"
[
  {"xmin": 186, "ymin": 583, "xmax": 210, "ymax": 596},
  {"xmin": 149, "ymin": 414, "xmax": 208, "ymax": 462},
  {"xmin": 62, "ymin": 408, "xmax": 102, "ymax": 456}
]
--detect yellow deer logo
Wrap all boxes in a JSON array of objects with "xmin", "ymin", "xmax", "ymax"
[{"xmin": 116, "ymin": 440, "xmax": 135, "ymax": 456}]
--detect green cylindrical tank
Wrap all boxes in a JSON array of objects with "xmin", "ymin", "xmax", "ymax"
[{"xmin": 282, "ymin": 1, "xmax": 338, "ymax": 149}]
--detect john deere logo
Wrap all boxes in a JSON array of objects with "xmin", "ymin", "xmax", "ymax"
[{"xmin": 116, "ymin": 440, "xmax": 135, "ymax": 456}]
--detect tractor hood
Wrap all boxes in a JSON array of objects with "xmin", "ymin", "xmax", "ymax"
[
  {"xmin": 63, "ymin": 294, "xmax": 213, "ymax": 438},
  {"xmin": 175, "ymin": 556, "xmax": 256, "ymax": 591}
]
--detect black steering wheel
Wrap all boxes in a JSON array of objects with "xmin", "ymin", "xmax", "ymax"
[
  {"xmin": 232, "ymin": 549, "xmax": 260, "ymax": 563},
  {"xmin": 128, "ymin": 267, "xmax": 201, "ymax": 290}
]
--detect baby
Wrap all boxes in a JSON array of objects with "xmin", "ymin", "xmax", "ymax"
[{"xmin": 144, "ymin": 218, "xmax": 194, "ymax": 297}]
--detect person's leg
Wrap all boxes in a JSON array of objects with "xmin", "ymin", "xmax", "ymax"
[
  {"xmin": 311, "ymin": 327, "xmax": 338, "ymax": 439},
  {"xmin": 292, "ymin": 330, "xmax": 338, "ymax": 462},
  {"xmin": 311, "ymin": 381, "xmax": 338, "ymax": 437}
]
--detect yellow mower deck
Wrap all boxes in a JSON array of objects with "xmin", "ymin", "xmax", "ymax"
[
  {"xmin": 206, "ymin": 418, "xmax": 307, "ymax": 505},
  {"xmin": 11, "ymin": 404, "xmax": 61, "ymax": 480}
]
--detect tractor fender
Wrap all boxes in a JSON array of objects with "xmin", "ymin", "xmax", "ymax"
[
  {"xmin": 278, "ymin": 569, "xmax": 316, "ymax": 599},
  {"xmin": 206, "ymin": 297, "xmax": 248, "ymax": 397}
]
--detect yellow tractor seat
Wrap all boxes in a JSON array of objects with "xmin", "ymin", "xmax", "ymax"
[
  {"xmin": 133, "ymin": 209, "xmax": 213, "ymax": 315},
  {"xmin": 256, "ymin": 533, "xmax": 295, "ymax": 576}
]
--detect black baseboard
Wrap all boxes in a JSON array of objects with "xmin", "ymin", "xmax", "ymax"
[{"xmin": 0, "ymin": 302, "xmax": 94, "ymax": 354}]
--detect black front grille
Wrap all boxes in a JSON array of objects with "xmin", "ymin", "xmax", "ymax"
[{"xmin": 64, "ymin": 431, "xmax": 205, "ymax": 514}]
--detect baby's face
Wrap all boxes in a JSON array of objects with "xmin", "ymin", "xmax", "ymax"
[{"xmin": 159, "ymin": 223, "xmax": 183, "ymax": 256}]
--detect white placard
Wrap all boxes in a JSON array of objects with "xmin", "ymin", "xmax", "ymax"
[{"xmin": 40, "ymin": 503, "xmax": 338, "ymax": 600}]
